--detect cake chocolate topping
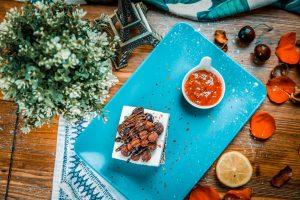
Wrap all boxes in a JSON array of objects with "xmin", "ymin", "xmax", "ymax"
[{"xmin": 115, "ymin": 107, "xmax": 164, "ymax": 162}]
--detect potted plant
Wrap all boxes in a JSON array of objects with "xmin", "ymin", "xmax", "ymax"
[{"xmin": 0, "ymin": 1, "xmax": 118, "ymax": 133}]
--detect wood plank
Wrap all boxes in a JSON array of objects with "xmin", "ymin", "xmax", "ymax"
[
  {"xmin": 7, "ymin": 117, "xmax": 59, "ymax": 200},
  {"xmin": 0, "ymin": 2, "xmax": 22, "ymax": 199},
  {"xmin": 0, "ymin": 1, "xmax": 299, "ymax": 199},
  {"xmin": 0, "ymin": 101, "xmax": 17, "ymax": 198}
]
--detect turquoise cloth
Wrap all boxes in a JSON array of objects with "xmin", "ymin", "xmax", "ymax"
[
  {"xmin": 29, "ymin": 0, "xmax": 299, "ymax": 21},
  {"xmin": 144, "ymin": 0, "xmax": 300, "ymax": 21}
]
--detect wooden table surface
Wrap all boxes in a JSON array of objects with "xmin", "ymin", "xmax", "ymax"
[{"xmin": 0, "ymin": 1, "xmax": 300, "ymax": 199}]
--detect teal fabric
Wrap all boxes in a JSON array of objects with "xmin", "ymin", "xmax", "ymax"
[
  {"xmin": 144, "ymin": 0, "xmax": 300, "ymax": 21},
  {"xmin": 196, "ymin": 0, "xmax": 249, "ymax": 21},
  {"xmin": 29, "ymin": 0, "xmax": 299, "ymax": 21},
  {"xmin": 274, "ymin": 0, "xmax": 300, "ymax": 14}
]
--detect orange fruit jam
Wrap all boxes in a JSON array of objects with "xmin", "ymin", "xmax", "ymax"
[{"xmin": 184, "ymin": 69, "xmax": 223, "ymax": 106}]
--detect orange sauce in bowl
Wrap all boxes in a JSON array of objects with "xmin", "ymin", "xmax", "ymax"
[{"xmin": 184, "ymin": 69, "xmax": 223, "ymax": 106}]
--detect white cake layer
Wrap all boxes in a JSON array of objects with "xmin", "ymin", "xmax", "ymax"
[{"xmin": 112, "ymin": 106, "xmax": 169, "ymax": 167}]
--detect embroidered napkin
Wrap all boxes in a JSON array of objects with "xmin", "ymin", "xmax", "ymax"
[{"xmin": 51, "ymin": 117, "xmax": 125, "ymax": 200}]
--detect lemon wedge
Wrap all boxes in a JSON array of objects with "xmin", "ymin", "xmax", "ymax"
[{"xmin": 216, "ymin": 151, "xmax": 253, "ymax": 188}]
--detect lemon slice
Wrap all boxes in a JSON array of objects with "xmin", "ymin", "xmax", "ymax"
[{"xmin": 216, "ymin": 151, "xmax": 253, "ymax": 188}]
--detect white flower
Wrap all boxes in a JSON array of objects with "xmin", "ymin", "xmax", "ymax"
[
  {"xmin": 52, "ymin": 36, "xmax": 60, "ymax": 43},
  {"xmin": 38, "ymin": 96, "xmax": 44, "ymax": 102},
  {"xmin": 70, "ymin": 107, "xmax": 81, "ymax": 115},
  {"xmin": 15, "ymin": 80, "xmax": 26, "ymax": 89},
  {"xmin": 34, "ymin": 2, "xmax": 47, "ymax": 10},
  {"xmin": 45, "ymin": 107, "xmax": 52, "ymax": 117},
  {"xmin": 58, "ymin": 49, "xmax": 71, "ymax": 60},
  {"xmin": 21, "ymin": 126, "xmax": 31, "ymax": 134},
  {"xmin": 55, "ymin": 43, "xmax": 62, "ymax": 50},
  {"xmin": 69, "ymin": 90, "xmax": 81, "ymax": 98},
  {"xmin": 73, "ymin": 9, "xmax": 86, "ymax": 18},
  {"xmin": 0, "ymin": 79, "xmax": 8, "ymax": 89},
  {"xmin": 87, "ymin": 30, "xmax": 98, "ymax": 42},
  {"xmin": 0, "ymin": 20, "xmax": 8, "ymax": 32}
]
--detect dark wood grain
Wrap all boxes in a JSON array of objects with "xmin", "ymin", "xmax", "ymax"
[
  {"xmin": 7, "ymin": 118, "xmax": 58, "ymax": 200},
  {"xmin": 0, "ymin": 1, "xmax": 299, "ymax": 199},
  {"xmin": 0, "ymin": 101, "xmax": 17, "ymax": 198}
]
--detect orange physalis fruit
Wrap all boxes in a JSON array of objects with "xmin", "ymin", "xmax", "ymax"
[
  {"xmin": 250, "ymin": 111, "xmax": 276, "ymax": 140},
  {"xmin": 224, "ymin": 188, "xmax": 252, "ymax": 200},
  {"xmin": 275, "ymin": 32, "xmax": 300, "ymax": 65},
  {"xmin": 189, "ymin": 185, "xmax": 220, "ymax": 200},
  {"xmin": 266, "ymin": 76, "xmax": 296, "ymax": 104}
]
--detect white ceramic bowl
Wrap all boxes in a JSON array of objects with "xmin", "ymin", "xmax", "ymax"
[{"xmin": 182, "ymin": 56, "xmax": 225, "ymax": 109}]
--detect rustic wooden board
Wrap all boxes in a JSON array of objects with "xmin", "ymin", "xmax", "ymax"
[
  {"xmin": 7, "ymin": 118, "xmax": 59, "ymax": 200},
  {"xmin": 0, "ymin": 1, "xmax": 299, "ymax": 199},
  {"xmin": 0, "ymin": 100, "xmax": 17, "ymax": 198},
  {"xmin": 0, "ymin": 2, "xmax": 21, "ymax": 198}
]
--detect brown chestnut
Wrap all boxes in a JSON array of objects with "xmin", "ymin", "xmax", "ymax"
[
  {"xmin": 271, "ymin": 63, "xmax": 288, "ymax": 78},
  {"xmin": 254, "ymin": 44, "xmax": 271, "ymax": 62},
  {"xmin": 238, "ymin": 25, "xmax": 255, "ymax": 43}
]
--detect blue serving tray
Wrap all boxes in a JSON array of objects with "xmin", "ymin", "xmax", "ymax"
[{"xmin": 75, "ymin": 23, "xmax": 266, "ymax": 200}]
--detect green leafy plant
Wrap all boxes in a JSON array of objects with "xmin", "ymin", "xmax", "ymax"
[{"xmin": 0, "ymin": 1, "xmax": 118, "ymax": 133}]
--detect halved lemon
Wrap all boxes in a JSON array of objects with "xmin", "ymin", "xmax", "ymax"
[{"xmin": 216, "ymin": 151, "xmax": 253, "ymax": 188}]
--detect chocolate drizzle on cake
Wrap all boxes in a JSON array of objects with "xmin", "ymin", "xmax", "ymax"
[{"xmin": 115, "ymin": 107, "xmax": 164, "ymax": 162}]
